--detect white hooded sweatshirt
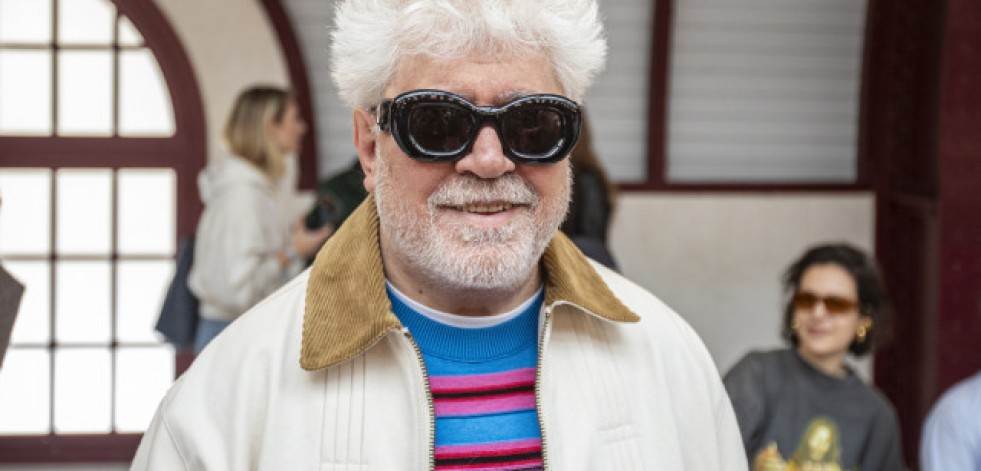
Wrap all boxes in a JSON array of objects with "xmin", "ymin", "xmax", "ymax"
[{"xmin": 188, "ymin": 154, "xmax": 299, "ymax": 321}]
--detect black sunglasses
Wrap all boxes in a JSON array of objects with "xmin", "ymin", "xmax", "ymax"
[{"xmin": 374, "ymin": 90, "xmax": 581, "ymax": 164}]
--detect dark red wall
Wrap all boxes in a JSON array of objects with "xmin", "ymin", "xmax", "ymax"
[
  {"xmin": 867, "ymin": 0, "xmax": 981, "ymax": 467},
  {"xmin": 935, "ymin": 0, "xmax": 981, "ymax": 393}
]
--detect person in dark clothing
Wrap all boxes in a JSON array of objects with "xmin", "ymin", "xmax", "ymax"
[
  {"xmin": 0, "ymin": 194, "xmax": 25, "ymax": 368},
  {"xmin": 723, "ymin": 243, "xmax": 906, "ymax": 471},
  {"xmin": 305, "ymin": 157, "xmax": 370, "ymax": 232},
  {"xmin": 560, "ymin": 113, "xmax": 618, "ymax": 270},
  {"xmin": 303, "ymin": 157, "xmax": 370, "ymax": 265}
]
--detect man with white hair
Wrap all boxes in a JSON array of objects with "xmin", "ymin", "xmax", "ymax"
[{"xmin": 132, "ymin": 1, "xmax": 746, "ymax": 469}]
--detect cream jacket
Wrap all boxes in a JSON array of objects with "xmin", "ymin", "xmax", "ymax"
[{"xmin": 133, "ymin": 196, "xmax": 747, "ymax": 471}]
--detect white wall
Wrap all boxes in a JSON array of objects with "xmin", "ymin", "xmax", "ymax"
[
  {"xmin": 610, "ymin": 192, "xmax": 875, "ymax": 376},
  {"xmin": 154, "ymin": 0, "xmax": 290, "ymax": 163},
  {"xmin": 282, "ymin": 0, "xmax": 354, "ymax": 178}
]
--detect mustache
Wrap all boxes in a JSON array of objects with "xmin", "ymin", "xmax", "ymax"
[{"xmin": 428, "ymin": 174, "xmax": 538, "ymax": 207}]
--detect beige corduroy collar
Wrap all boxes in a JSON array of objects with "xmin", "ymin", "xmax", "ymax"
[{"xmin": 300, "ymin": 194, "xmax": 639, "ymax": 371}]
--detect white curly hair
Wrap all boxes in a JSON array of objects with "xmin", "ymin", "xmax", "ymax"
[{"xmin": 330, "ymin": 0, "xmax": 607, "ymax": 110}]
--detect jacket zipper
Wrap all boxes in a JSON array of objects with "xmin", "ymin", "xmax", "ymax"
[
  {"xmin": 402, "ymin": 327, "xmax": 436, "ymax": 471},
  {"xmin": 535, "ymin": 307, "xmax": 554, "ymax": 470}
]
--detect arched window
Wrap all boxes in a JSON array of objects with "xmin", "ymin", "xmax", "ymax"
[{"xmin": 0, "ymin": 0, "xmax": 205, "ymax": 461}]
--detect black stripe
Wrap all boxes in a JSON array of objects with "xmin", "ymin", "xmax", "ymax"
[
  {"xmin": 432, "ymin": 383, "xmax": 535, "ymax": 400},
  {"xmin": 436, "ymin": 451, "xmax": 542, "ymax": 466}
]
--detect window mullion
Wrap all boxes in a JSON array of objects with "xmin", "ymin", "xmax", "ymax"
[
  {"xmin": 50, "ymin": 0, "xmax": 58, "ymax": 137},
  {"xmin": 110, "ymin": 170, "xmax": 120, "ymax": 434},
  {"xmin": 112, "ymin": 11, "xmax": 121, "ymax": 136},
  {"xmin": 49, "ymin": 0, "xmax": 58, "ymax": 435},
  {"xmin": 47, "ymin": 168, "xmax": 56, "ymax": 435}
]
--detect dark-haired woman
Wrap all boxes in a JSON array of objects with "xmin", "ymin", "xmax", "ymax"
[{"xmin": 723, "ymin": 243, "xmax": 906, "ymax": 471}]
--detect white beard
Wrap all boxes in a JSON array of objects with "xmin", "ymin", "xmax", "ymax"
[{"xmin": 374, "ymin": 156, "xmax": 570, "ymax": 291}]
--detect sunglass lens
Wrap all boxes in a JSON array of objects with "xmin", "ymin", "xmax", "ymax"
[
  {"xmin": 793, "ymin": 292, "xmax": 818, "ymax": 310},
  {"xmin": 407, "ymin": 104, "xmax": 473, "ymax": 155},
  {"xmin": 501, "ymin": 107, "xmax": 564, "ymax": 158},
  {"xmin": 823, "ymin": 296, "xmax": 854, "ymax": 313}
]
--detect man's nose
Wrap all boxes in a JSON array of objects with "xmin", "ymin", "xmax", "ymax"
[{"xmin": 454, "ymin": 125, "xmax": 515, "ymax": 179}]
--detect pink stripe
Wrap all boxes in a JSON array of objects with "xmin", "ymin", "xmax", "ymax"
[
  {"xmin": 434, "ymin": 392, "xmax": 536, "ymax": 416},
  {"xmin": 430, "ymin": 368, "xmax": 536, "ymax": 390},
  {"xmin": 435, "ymin": 438, "xmax": 541, "ymax": 455}
]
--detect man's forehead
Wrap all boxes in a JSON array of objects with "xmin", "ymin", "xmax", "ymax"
[{"xmin": 385, "ymin": 53, "xmax": 563, "ymax": 104}]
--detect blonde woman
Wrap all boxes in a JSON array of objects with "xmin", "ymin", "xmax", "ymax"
[{"xmin": 189, "ymin": 86, "xmax": 331, "ymax": 353}]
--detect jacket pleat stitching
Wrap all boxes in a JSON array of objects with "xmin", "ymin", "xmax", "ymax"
[{"xmin": 576, "ymin": 311, "xmax": 643, "ymax": 469}]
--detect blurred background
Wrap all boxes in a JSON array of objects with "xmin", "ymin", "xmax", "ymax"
[{"xmin": 0, "ymin": 0, "xmax": 977, "ymax": 469}]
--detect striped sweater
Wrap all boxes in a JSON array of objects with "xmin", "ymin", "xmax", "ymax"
[{"xmin": 387, "ymin": 284, "xmax": 545, "ymax": 471}]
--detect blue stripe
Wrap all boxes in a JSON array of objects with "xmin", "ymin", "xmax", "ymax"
[{"xmin": 435, "ymin": 410, "xmax": 542, "ymax": 446}]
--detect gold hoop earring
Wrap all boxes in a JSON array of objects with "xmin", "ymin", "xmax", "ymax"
[{"xmin": 856, "ymin": 318, "xmax": 873, "ymax": 343}]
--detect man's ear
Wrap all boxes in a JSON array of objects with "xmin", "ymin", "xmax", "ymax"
[{"xmin": 353, "ymin": 108, "xmax": 379, "ymax": 192}]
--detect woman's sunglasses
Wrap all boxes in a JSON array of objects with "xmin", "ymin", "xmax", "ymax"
[
  {"xmin": 792, "ymin": 291, "xmax": 860, "ymax": 314},
  {"xmin": 374, "ymin": 90, "xmax": 581, "ymax": 164}
]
